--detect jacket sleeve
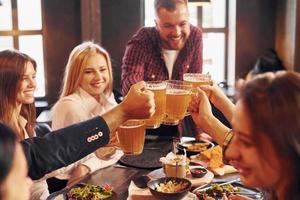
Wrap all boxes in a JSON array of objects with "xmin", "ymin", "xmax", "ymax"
[{"xmin": 21, "ymin": 116, "xmax": 110, "ymax": 180}]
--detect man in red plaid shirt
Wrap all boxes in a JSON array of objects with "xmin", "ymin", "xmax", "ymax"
[
  {"xmin": 121, "ymin": 0, "xmax": 203, "ymax": 137},
  {"xmin": 121, "ymin": 0, "xmax": 203, "ymax": 95}
]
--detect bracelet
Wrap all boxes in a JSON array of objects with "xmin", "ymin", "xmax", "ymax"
[{"xmin": 222, "ymin": 129, "xmax": 233, "ymax": 164}]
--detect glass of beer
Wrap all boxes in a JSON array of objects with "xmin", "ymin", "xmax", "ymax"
[
  {"xmin": 145, "ymin": 81, "xmax": 167, "ymax": 129},
  {"xmin": 183, "ymin": 73, "xmax": 212, "ymax": 93},
  {"xmin": 162, "ymin": 80, "xmax": 192, "ymax": 125},
  {"xmin": 117, "ymin": 120, "xmax": 146, "ymax": 155}
]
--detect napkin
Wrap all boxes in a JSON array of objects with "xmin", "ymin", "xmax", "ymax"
[
  {"xmin": 211, "ymin": 165, "xmax": 238, "ymax": 176},
  {"xmin": 127, "ymin": 181, "xmax": 197, "ymax": 200}
]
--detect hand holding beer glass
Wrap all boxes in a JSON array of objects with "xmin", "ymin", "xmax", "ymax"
[
  {"xmin": 163, "ymin": 80, "xmax": 192, "ymax": 125},
  {"xmin": 145, "ymin": 81, "xmax": 167, "ymax": 129},
  {"xmin": 183, "ymin": 73, "xmax": 212, "ymax": 93},
  {"xmin": 117, "ymin": 120, "xmax": 146, "ymax": 155}
]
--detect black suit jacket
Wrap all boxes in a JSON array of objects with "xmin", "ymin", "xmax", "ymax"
[{"xmin": 21, "ymin": 116, "xmax": 110, "ymax": 180}]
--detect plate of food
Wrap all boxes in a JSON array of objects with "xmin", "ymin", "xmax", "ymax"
[
  {"xmin": 147, "ymin": 177, "xmax": 192, "ymax": 200},
  {"xmin": 46, "ymin": 183, "xmax": 116, "ymax": 200},
  {"xmin": 189, "ymin": 146, "xmax": 237, "ymax": 176},
  {"xmin": 177, "ymin": 140, "xmax": 215, "ymax": 156},
  {"xmin": 193, "ymin": 182, "xmax": 263, "ymax": 200}
]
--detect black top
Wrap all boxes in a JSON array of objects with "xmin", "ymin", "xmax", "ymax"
[{"xmin": 21, "ymin": 116, "xmax": 110, "ymax": 180}]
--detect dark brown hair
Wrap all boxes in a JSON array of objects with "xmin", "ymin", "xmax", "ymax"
[
  {"xmin": 154, "ymin": 0, "xmax": 187, "ymax": 15},
  {"xmin": 0, "ymin": 49, "xmax": 36, "ymax": 140},
  {"xmin": 0, "ymin": 123, "xmax": 16, "ymax": 189},
  {"xmin": 238, "ymin": 71, "xmax": 300, "ymax": 200}
]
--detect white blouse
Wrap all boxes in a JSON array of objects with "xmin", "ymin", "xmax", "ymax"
[{"xmin": 51, "ymin": 88, "xmax": 121, "ymax": 179}]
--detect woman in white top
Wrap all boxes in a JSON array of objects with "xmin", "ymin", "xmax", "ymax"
[{"xmin": 51, "ymin": 42, "xmax": 122, "ymax": 185}]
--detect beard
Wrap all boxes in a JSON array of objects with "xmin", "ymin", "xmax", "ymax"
[{"xmin": 160, "ymin": 32, "xmax": 189, "ymax": 50}]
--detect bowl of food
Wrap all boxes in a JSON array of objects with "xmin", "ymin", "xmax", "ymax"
[
  {"xmin": 66, "ymin": 183, "xmax": 115, "ymax": 200},
  {"xmin": 177, "ymin": 141, "xmax": 214, "ymax": 156},
  {"xmin": 147, "ymin": 177, "xmax": 192, "ymax": 200},
  {"xmin": 190, "ymin": 167, "xmax": 208, "ymax": 178}
]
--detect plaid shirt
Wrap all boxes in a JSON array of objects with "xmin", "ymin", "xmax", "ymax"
[{"xmin": 121, "ymin": 24, "xmax": 203, "ymax": 95}]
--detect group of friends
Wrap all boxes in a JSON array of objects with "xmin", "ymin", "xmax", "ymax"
[{"xmin": 0, "ymin": 0, "xmax": 299, "ymax": 200}]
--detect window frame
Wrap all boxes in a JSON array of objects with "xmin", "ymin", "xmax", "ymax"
[
  {"xmin": 198, "ymin": 0, "xmax": 229, "ymax": 83},
  {"xmin": 0, "ymin": 0, "xmax": 47, "ymax": 100}
]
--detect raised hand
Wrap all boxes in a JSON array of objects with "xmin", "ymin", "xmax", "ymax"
[{"xmin": 120, "ymin": 81, "xmax": 155, "ymax": 120}]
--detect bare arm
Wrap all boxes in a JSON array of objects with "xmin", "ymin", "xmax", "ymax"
[
  {"xmin": 189, "ymin": 88, "xmax": 230, "ymax": 146},
  {"xmin": 199, "ymin": 81, "xmax": 235, "ymax": 122}
]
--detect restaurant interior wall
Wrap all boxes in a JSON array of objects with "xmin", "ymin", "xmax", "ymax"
[
  {"xmin": 275, "ymin": 0, "xmax": 300, "ymax": 71},
  {"xmin": 235, "ymin": 0, "xmax": 277, "ymax": 78},
  {"xmin": 100, "ymin": 0, "xmax": 144, "ymax": 93},
  {"xmin": 43, "ymin": 0, "xmax": 81, "ymax": 105}
]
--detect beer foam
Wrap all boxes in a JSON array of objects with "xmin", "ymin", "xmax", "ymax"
[
  {"xmin": 166, "ymin": 89, "xmax": 190, "ymax": 95},
  {"xmin": 184, "ymin": 77, "xmax": 209, "ymax": 82},
  {"xmin": 119, "ymin": 124, "xmax": 144, "ymax": 128},
  {"xmin": 147, "ymin": 85, "xmax": 166, "ymax": 90}
]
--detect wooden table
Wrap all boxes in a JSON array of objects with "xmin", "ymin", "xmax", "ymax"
[
  {"xmin": 47, "ymin": 137, "xmax": 240, "ymax": 200},
  {"xmin": 81, "ymin": 164, "xmax": 240, "ymax": 200}
]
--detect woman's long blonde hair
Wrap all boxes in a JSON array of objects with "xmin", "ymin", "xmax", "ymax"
[{"xmin": 60, "ymin": 41, "xmax": 113, "ymax": 98}]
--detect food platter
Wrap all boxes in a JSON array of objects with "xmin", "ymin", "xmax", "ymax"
[
  {"xmin": 193, "ymin": 182, "xmax": 263, "ymax": 200},
  {"xmin": 177, "ymin": 140, "xmax": 215, "ymax": 156},
  {"xmin": 46, "ymin": 183, "xmax": 117, "ymax": 200}
]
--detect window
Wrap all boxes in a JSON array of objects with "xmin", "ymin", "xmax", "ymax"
[
  {"xmin": 0, "ymin": 0, "xmax": 46, "ymax": 97},
  {"xmin": 144, "ymin": 0, "xmax": 232, "ymax": 84}
]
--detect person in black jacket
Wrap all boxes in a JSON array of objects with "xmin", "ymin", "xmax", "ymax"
[
  {"xmin": 0, "ymin": 81, "xmax": 154, "ymax": 200},
  {"xmin": 27, "ymin": 80, "xmax": 154, "ymax": 180}
]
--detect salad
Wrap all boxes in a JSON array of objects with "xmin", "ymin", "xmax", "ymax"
[
  {"xmin": 194, "ymin": 183, "xmax": 239, "ymax": 200},
  {"xmin": 67, "ymin": 184, "xmax": 113, "ymax": 200}
]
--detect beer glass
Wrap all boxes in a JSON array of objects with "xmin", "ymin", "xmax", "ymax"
[
  {"xmin": 164, "ymin": 163, "xmax": 187, "ymax": 178},
  {"xmin": 117, "ymin": 120, "xmax": 146, "ymax": 155},
  {"xmin": 163, "ymin": 80, "xmax": 192, "ymax": 125},
  {"xmin": 145, "ymin": 81, "xmax": 167, "ymax": 129},
  {"xmin": 183, "ymin": 73, "xmax": 212, "ymax": 93}
]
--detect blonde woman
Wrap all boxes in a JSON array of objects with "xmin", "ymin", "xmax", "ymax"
[{"xmin": 51, "ymin": 42, "xmax": 122, "ymax": 185}]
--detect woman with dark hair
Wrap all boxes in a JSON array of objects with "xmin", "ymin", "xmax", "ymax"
[
  {"xmin": 0, "ymin": 123, "xmax": 32, "ymax": 200},
  {"xmin": 246, "ymin": 48, "xmax": 285, "ymax": 80},
  {"xmin": 189, "ymin": 71, "xmax": 300, "ymax": 200},
  {"xmin": 0, "ymin": 49, "xmax": 155, "ymax": 199},
  {"xmin": 0, "ymin": 50, "xmax": 37, "ymax": 140}
]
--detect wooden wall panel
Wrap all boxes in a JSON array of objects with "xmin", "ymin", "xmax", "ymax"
[
  {"xmin": 275, "ymin": 0, "xmax": 296, "ymax": 70},
  {"xmin": 235, "ymin": 0, "xmax": 276, "ymax": 78},
  {"xmin": 43, "ymin": 0, "xmax": 81, "ymax": 105},
  {"xmin": 81, "ymin": 0, "xmax": 101, "ymax": 44},
  {"xmin": 100, "ymin": 0, "xmax": 144, "ymax": 91},
  {"xmin": 295, "ymin": 1, "xmax": 300, "ymax": 72},
  {"xmin": 275, "ymin": 0, "xmax": 300, "ymax": 71}
]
